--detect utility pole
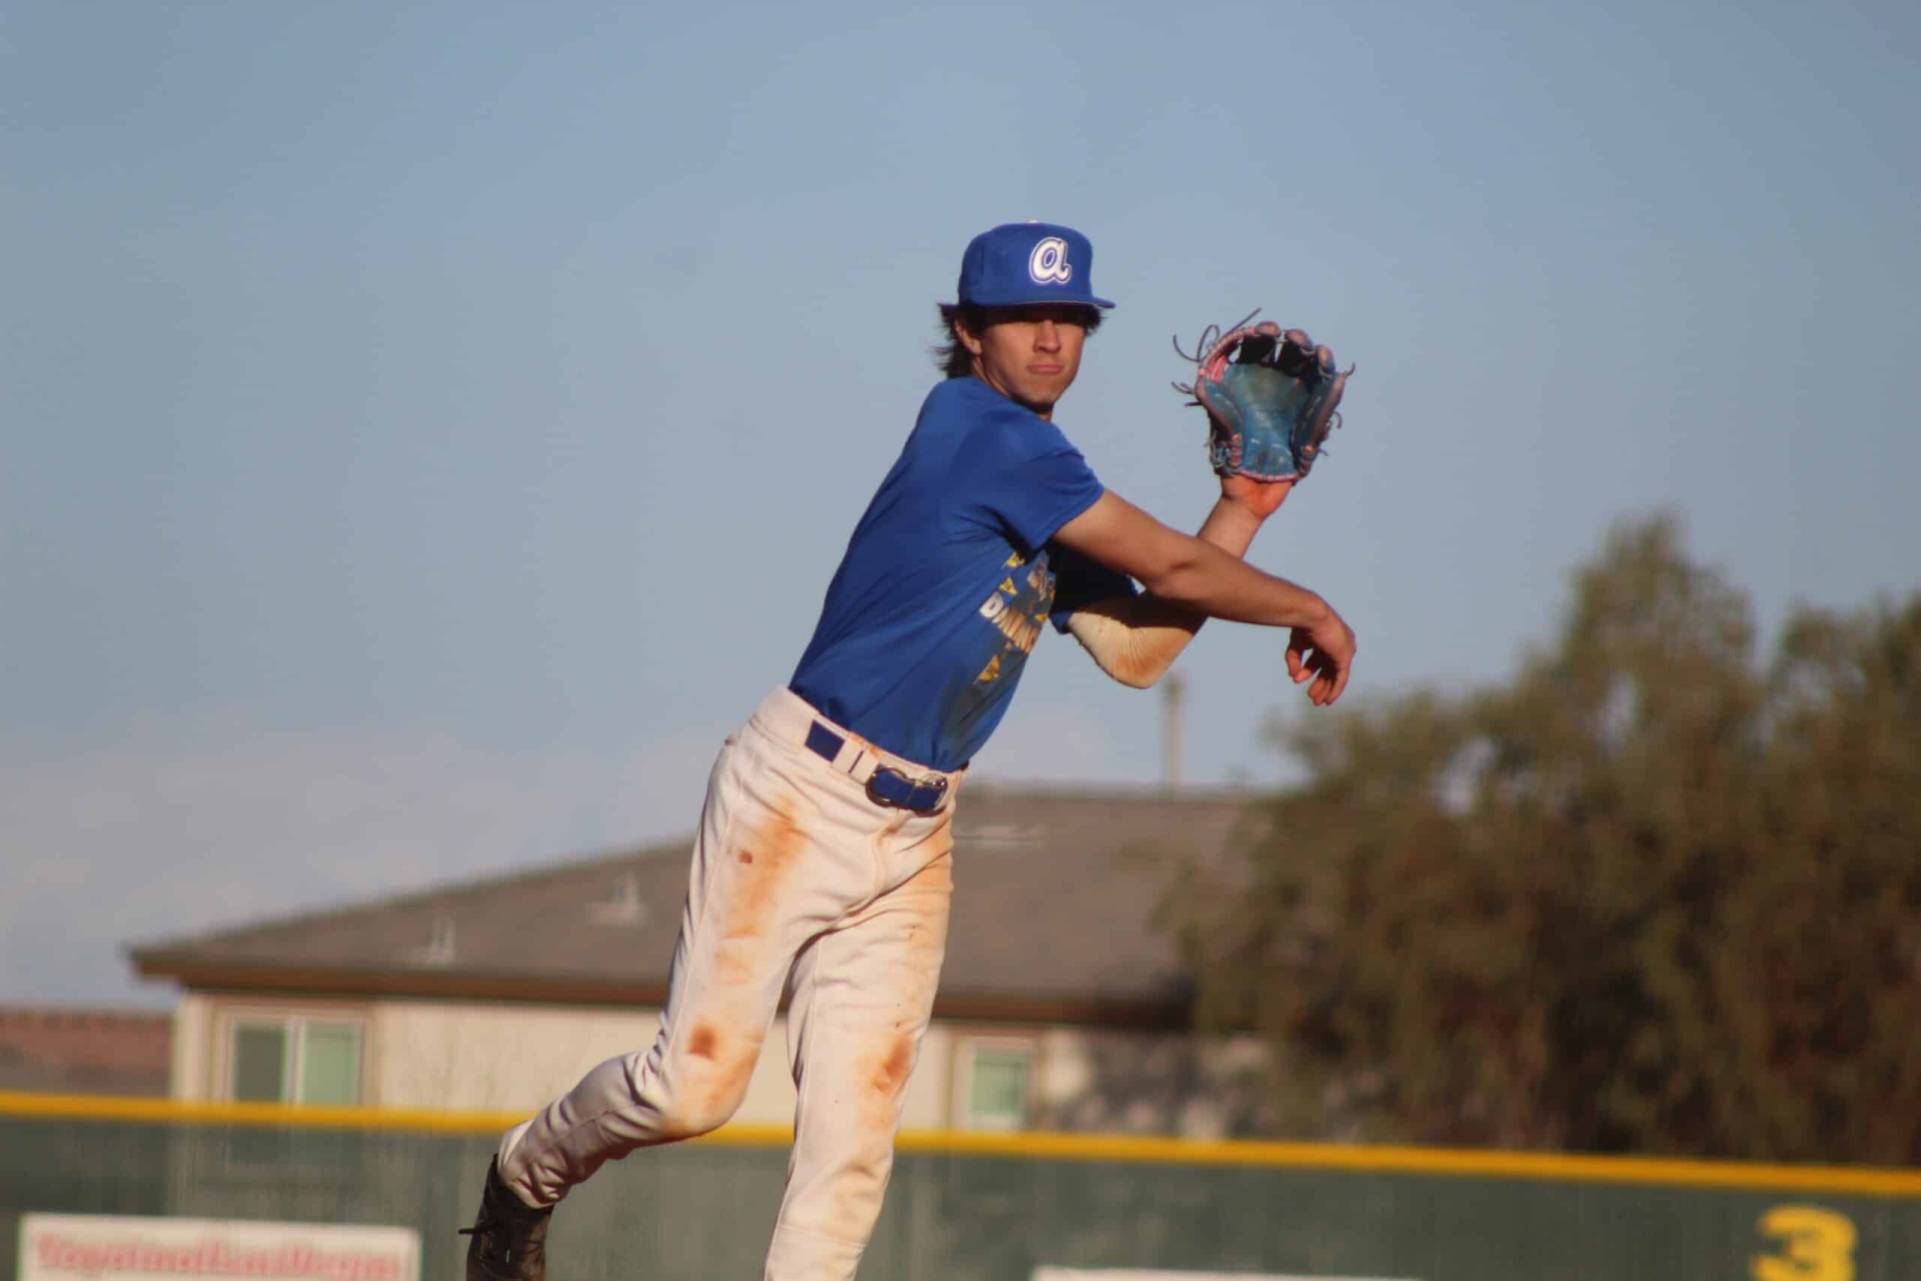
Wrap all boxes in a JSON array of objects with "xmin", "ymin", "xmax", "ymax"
[{"xmin": 1162, "ymin": 671, "xmax": 1185, "ymax": 791}]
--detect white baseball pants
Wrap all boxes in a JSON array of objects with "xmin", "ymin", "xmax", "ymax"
[{"xmin": 496, "ymin": 686, "xmax": 960, "ymax": 1281}]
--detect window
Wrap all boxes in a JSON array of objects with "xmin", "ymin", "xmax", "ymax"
[
  {"xmin": 227, "ymin": 1016, "xmax": 363, "ymax": 1105},
  {"xmin": 960, "ymin": 1040, "xmax": 1034, "ymax": 1131}
]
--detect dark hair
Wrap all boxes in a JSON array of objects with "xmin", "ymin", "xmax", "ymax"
[{"xmin": 933, "ymin": 303, "xmax": 1103, "ymax": 379}]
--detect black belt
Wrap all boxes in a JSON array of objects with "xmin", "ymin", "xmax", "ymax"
[{"xmin": 803, "ymin": 721, "xmax": 949, "ymax": 815}]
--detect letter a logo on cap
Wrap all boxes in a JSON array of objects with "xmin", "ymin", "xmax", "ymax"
[
  {"xmin": 954, "ymin": 222, "xmax": 1113, "ymax": 308},
  {"xmin": 1028, "ymin": 236, "xmax": 1073, "ymax": 285}
]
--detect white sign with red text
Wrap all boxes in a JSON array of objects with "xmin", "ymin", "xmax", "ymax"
[{"xmin": 20, "ymin": 1215, "xmax": 420, "ymax": 1281}]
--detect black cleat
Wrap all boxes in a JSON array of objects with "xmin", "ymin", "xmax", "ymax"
[{"xmin": 460, "ymin": 1158, "xmax": 553, "ymax": 1281}]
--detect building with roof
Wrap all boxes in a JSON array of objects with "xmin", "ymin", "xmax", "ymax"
[{"xmin": 130, "ymin": 784, "xmax": 1276, "ymax": 1137}]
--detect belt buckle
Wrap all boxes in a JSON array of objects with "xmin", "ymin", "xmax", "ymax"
[{"xmin": 866, "ymin": 765, "xmax": 948, "ymax": 815}]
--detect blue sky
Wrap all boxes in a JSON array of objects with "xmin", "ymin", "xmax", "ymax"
[{"xmin": 4, "ymin": 0, "xmax": 1916, "ymax": 1004}]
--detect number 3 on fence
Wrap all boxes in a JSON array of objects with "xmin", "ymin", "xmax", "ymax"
[{"xmin": 1751, "ymin": 1205, "xmax": 1856, "ymax": 1281}]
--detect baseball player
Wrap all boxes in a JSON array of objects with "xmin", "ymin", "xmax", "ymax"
[{"xmin": 461, "ymin": 221, "xmax": 1357, "ymax": 1281}]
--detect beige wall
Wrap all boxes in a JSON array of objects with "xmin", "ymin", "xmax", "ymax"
[
  {"xmin": 372, "ymin": 1000, "xmax": 804, "ymax": 1119},
  {"xmin": 1032, "ymin": 1024, "xmax": 1273, "ymax": 1138},
  {"xmin": 372, "ymin": 1000, "xmax": 660, "ymax": 1112},
  {"xmin": 176, "ymin": 994, "xmax": 928, "ymax": 1125},
  {"xmin": 171, "ymin": 994, "xmax": 213, "ymax": 1101},
  {"xmin": 173, "ymin": 992, "xmax": 1256, "ymax": 1137}
]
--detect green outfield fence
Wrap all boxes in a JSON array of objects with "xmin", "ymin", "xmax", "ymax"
[{"xmin": 4, "ymin": 1092, "xmax": 1919, "ymax": 1280}]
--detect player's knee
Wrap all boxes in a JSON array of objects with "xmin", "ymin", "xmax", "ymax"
[
  {"xmin": 651, "ymin": 1023, "xmax": 762, "ymax": 1139},
  {"xmin": 657, "ymin": 1057, "xmax": 754, "ymax": 1139},
  {"xmin": 660, "ymin": 1087, "xmax": 744, "ymax": 1139}
]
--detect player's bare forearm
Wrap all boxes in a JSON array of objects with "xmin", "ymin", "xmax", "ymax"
[
  {"xmin": 1055, "ymin": 489, "xmax": 1355, "ymax": 703},
  {"xmin": 1141, "ymin": 530, "xmax": 1329, "ymax": 628},
  {"xmin": 1064, "ymin": 494, "xmax": 1272, "ymax": 688},
  {"xmin": 1057, "ymin": 492, "xmax": 1328, "ymax": 629},
  {"xmin": 1196, "ymin": 488, "xmax": 1272, "ymax": 558}
]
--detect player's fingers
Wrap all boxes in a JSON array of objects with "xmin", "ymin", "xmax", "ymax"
[
  {"xmin": 1315, "ymin": 343, "xmax": 1337, "ymax": 376},
  {"xmin": 1315, "ymin": 652, "xmax": 1338, "ymax": 701},
  {"xmin": 1316, "ymin": 648, "xmax": 1349, "ymax": 703},
  {"xmin": 1298, "ymin": 648, "xmax": 1321, "ymax": 687},
  {"xmin": 1285, "ymin": 634, "xmax": 1309, "ymax": 683}
]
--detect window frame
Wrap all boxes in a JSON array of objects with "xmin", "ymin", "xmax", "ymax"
[
  {"xmin": 216, "ymin": 1006, "xmax": 368, "ymax": 1107},
  {"xmin": 953, "ymin": 1034, "xmax": 1038, "ymax": 1132}
]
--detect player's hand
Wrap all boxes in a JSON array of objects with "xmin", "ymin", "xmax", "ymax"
[
  {"xmin": 1219, "ymin": 474, "xmax": 1293, "ymax": 519},
  {"xmin": 1285, "ymin": 604, "xmax": 1356, "ymax": 706}
]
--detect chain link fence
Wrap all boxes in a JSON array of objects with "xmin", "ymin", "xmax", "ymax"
[{"xmin": 5, "ymin": 1110, "xmax": 1918, "ymax": 1281}]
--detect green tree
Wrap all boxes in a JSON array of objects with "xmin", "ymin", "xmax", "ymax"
[{"xmin": 1168, "ymin": 514, "xmax": 1921, "ymax": 1162}]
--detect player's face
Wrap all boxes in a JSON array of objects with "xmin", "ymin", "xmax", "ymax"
[{"xmin": 961, "ymin": 305, "xmax": 1091, "ymax": 420}]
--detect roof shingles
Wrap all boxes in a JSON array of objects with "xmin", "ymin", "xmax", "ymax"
[{"xmin": 132, "ymin": 785, "xmax": 1258, "ymax": 1027}]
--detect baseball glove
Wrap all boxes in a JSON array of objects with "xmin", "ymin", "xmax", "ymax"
[{"xmin": 1174, "ymin": 311, "xmax": 1352, "ymax": 483}]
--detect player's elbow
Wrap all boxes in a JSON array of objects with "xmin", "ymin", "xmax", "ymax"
[
  {"xmin": 1098, "ymin": 633, "xmax": 1180, "ymax": 690},
  {"xmin": 1069, "ymin": 607, "xmax": 1180, "ymax": 689}
]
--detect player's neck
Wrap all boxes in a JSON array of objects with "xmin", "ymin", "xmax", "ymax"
[{"xmin": 971, "ymin": 369, "xmax": 1057, "ymax": 421}]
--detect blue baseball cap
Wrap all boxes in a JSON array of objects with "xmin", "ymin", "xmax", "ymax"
[{"xmin": 953, "ymin": 221, "xmax": 1116, "ymax": 310}]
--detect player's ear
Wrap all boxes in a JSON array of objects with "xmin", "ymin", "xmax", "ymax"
[{"xmin": 953, "ymin": 312, "xmax": 984, "ymax": 356}]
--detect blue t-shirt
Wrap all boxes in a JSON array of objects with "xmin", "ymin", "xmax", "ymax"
[{"xmin": 790, "ymin": 377, "xmax": 1137, "ymax": 771}]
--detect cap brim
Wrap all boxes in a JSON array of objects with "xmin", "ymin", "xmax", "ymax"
[{"xmin": 947, "ymin": 295, "xmax": 1117, "ymax": 310}]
